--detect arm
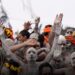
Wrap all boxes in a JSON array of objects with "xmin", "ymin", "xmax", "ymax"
[
  {"xmin": 49, "ymin": 31, "xmax": 55, "ymax": 48},
  {"xmin": 54, "ymin": 68, "xmax": 66, "ymax": 75},
  {"xmin": 44, "ymin": 13, "xmax": 63, "ymax": 62},
  {"xmin": 49, "ymin": 13, "xmax": 63, "ymax": 48},
  {"xmin": 10, "ymin": 42, "xmax": 26, "ymax": 52},
  {"xmin": 44, "ymin": 35, "xmax": 59, "ymax": 62},
  {"xmin": 34, "ymin": 17, "xmax": 40, "ymax": 33},
  {"xmin": 10, "ymin": 39, "xmax": 39, "ymax": 52}
]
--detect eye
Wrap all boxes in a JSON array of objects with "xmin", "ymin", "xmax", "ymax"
[
  {"xmin": 28, "ymin": 51, "xmax": 31, "ymax": 54},
  {"xmin": 28, "ymin": 51, "xmax": 36, "ymax": 54},
  {"xmin": 72, "ymin": 57, "xmax": 75, "ymax": 60},
  {"xmin": 67, "ymin": 31, "xmax": 72, "ymax": 34}
]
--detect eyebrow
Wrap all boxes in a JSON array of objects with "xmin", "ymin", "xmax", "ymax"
[
  {"xmin": 72, "ymin": 57, "xmax": 75, "ymax": 59},
  {"xmin": 29, "ymin": 51, "xmax": 36, "ymax": 53}
]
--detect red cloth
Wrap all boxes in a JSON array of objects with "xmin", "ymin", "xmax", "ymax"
[
  {"xmin": 44, "ymin": 27, "xmax": 52, "ymax": 33},
  {"xmin": 65, "ymin": 35, "xmax": 75, "ymax": 45}
]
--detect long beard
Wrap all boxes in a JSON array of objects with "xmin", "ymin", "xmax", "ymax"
[{"xmin": 29, "ymin": 57, "xmax": 36, "ymax": 62}]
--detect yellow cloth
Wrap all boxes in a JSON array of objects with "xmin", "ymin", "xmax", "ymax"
[{"xmin": 4, "ymin": 63, "xmax": 21, "ymax": 72}]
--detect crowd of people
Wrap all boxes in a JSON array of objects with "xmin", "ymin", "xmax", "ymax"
[{"xmin": 0, "ymin": 13, "xmax": 75, "ymax": 75}]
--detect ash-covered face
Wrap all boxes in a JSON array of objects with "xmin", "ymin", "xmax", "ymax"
[
  {"xmin": 65, "ymin": 29, "xmax": 73, "ymax": 36},
  {"xmin": 71, "ymin": 52, "xmax": 75, "ymax": 67},
  {"xmin": 26, "ymin": 47, "xmax": 37, "ymax": 61}
]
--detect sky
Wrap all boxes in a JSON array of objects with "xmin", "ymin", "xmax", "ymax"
[{"xmin": 2, "ymin": 0, "xmax": 75, "ymax": 33}]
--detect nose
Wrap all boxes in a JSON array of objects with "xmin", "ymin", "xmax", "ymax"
[{"xmin": 31, "ymin": 54, "xmax": 33, "ymax": 57}]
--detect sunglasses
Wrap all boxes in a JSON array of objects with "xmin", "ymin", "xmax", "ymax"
[{"xmin": 66, "ymin": 31, "xmax": 73, "ymax": 34}]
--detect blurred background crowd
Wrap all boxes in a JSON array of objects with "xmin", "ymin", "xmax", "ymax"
[{"xmin": 0, "ymin": 0, "xmax": 75, "ymax": 75}]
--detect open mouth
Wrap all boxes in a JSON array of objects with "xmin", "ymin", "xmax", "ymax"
[{"xmin": 30, "ymin": 55, "xmax": 35, "ymax": 60}]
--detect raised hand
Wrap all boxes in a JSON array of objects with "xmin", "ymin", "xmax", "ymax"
[
  {"xmin": 53, "ymin": 13, "xmax": 63, "ymax": 35},
  {"xmin": 49, "ymin": 13, "xmax": 63, "ymax": 47},
  {"xmin": 24, "ymin": 21, "xmax": 32, "ymax": 30},
  {"xmin": 24, "ymin": 38, "xmax": 40, "ymax": 46},
  {"xmin": 54, "ymin": 13, "xmax": 63, "ymax": 25},
  {"xmin": 35, "ymin": 17, "xmax": 40, "ymax": 25},
  {"xmin": 34, "ymin": 17, "xmax": 40, "ymax": 33}
]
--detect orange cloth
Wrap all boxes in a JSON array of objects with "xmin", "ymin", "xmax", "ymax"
[
  {"xmin": 43, "ymin": 25, "xmax": 52, "ymax": 43},
  {"xmin": 65, "ymin": 35, "xmax": 75, "ymax": 45},
  {"xmin": 44, "ymin": 27, "xmax": 52, "ymax": 33}
]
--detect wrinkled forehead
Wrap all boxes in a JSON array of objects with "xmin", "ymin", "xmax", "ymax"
[
  {"xmin": 27, "ymin": 47, "xmax": 37, "ymax": 54},
  {"xmin": 66, "ymin": 29, "xmax": 73, "ymax": 33}
]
